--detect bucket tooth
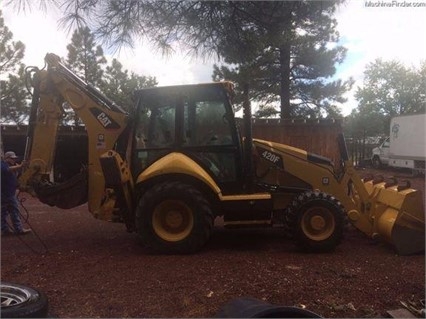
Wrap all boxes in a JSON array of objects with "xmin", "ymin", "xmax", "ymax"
[{"xmin": 397, "ymin": 180, "xmax": 411, "ymax": 192}]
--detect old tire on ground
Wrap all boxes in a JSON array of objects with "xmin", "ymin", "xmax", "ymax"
[
  {"xmin": 285, "ymin": 191, "xmax": 345, "ymax": 253},
  {"xmin": 1, "ymin": 282, "xmax": 48, "ymax": 318},
  {"xmin": 136, "ymin": 181, "xmax": 214, "ymax": 254},
  {"xmin": 215, "ymin": 297, "xmax": 321, "ymax": 318}
]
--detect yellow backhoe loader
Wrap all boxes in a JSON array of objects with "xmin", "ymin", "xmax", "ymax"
[{"xmin": 19, "ymin": 53, "xmax": 425, "ymax": 255}]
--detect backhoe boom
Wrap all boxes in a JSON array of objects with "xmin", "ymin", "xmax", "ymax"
[{"xmin": 19, "ymin": 53, "xmax": 130, "ymax": 221}]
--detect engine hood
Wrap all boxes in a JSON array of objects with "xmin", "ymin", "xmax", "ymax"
[
  {"xmin": 253, "ymin": 138, "xmax": 308, "ymax": 160},
  {"xmin": 253, "ymin": 138, "xmax": 334, "ymax": 168}
]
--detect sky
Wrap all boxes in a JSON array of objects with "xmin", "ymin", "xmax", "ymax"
[{"xmin": 2, "ymin": 0, "xmax": 426, "ymax": 116}]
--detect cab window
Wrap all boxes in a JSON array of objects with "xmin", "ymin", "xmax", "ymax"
[{"xmin": 184, "ymin": 100, "xmax": 233, "ymax": 147}]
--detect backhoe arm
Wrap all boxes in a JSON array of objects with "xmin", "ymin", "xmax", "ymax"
[{"xmin": 19, "ymin": 53, "xmax": 131, "ymax": 221}]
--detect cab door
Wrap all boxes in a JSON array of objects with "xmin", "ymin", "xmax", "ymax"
[
  {"xmin": 380, "ymin": 137, "xmax": 390, "ymax": 164},
  {"xmin": 182, "ymin": 96, "xmax": 243, "ymax": 194},
  {"xmin": 132, "ymin": 84, "xmax": 244, "ymax": 194}
]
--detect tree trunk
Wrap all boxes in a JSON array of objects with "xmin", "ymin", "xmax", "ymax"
[{"xmin": 279, "ymin": 43, "xmax": 291, "ymax": 119}]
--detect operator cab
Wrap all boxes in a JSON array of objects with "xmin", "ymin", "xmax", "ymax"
[{"xmin": 132, "ymin": 82, "xmax": 245, "ymax": 194}]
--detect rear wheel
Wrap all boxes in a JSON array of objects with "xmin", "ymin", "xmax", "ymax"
[
  {"xmin": 136, "ymin": 181, "xmax": 214, "ymax": 254},
  {"xmin": 285, "ymin": 191, "xmax": 345, "ymax": 253}
]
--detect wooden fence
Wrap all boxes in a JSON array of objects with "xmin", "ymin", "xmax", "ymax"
[
  {"xmin": 2, "ymin": 119, "xmax": 345, "ymax": 173},
  {"xmin": 1, "ymin": 125, "xmax": 87, "ymax": 181},
  {"xmin": 249, "ymin": 118, "xmax": 343, "ymax": 166}
]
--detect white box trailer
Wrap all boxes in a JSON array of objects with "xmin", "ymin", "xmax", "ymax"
[{"xmin": 371, "ymin": 113, "xmax": 425, "ymax": 174}]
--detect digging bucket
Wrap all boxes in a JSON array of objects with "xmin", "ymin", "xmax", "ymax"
[{"xmin": 364, "ymin": 179, "xmax": 425, "ymax": 255}]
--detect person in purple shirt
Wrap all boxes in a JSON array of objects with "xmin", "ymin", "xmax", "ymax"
[{"xmin": 1, "ymin": 151, "xmax": 31, "ymax": 236}]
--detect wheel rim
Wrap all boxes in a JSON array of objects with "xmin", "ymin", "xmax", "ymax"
[
  {"xmin": 1, "ymin": 284, "xmax": 31, "ymax": 308},
  {"xmin": 301, "ymin": 206, "xmax": 335, "ymax": 241},
  {"xmin": 152, "ymin": 200, "xmax": 194, "ymax": 242}
]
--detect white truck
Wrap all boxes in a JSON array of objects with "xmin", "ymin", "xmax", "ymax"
[{"xmin": 371, "ymin": 113, "xmax": 425, "ymax": 174}]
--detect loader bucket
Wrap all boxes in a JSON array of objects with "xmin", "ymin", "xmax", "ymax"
[{"xmin": 364, "ymin": 180, "xmax": 425, "ymax": 255}]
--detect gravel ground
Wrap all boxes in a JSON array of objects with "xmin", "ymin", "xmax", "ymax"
[{"xmin": 1, "ymin": 167, "xmax": 424, "ymax": 318}]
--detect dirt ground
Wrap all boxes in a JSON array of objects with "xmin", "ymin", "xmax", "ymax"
[{"xmin": 1, "ymin": 166, "xmax": 425, "ymax": 318}]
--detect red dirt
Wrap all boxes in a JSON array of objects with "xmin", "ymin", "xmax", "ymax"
[{"xmin": 1, "ymin": 167, "xmax": 425, "ymax": 318}]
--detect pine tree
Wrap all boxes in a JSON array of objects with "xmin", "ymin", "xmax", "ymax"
[
  {"xmin": 55, "ymin": 0, "xmax": 352, "ymax": 119},
  {"xmin": 66, "ymin": 26, "xmax": 106, "ymax": 87},
  {"xmin": 100, "ymin": 58, "xmax": 158, "ymax": 111},
  {"xmin": 64, "ymin": 26, "xmax": 107, "ymax": 125},
  {"xmin": 8, "ymin": 1, "xmax": 352, "ymax": 119},
  {"xmin": 212, "ymin": 1, "xmax": 352, "ymax": 119},
  {"xmin": 0, "ymin": 10, "xmax": 29, "ymax": 124}
]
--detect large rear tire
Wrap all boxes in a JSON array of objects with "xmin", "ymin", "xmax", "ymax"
[
  {"xmin": 1, "ymin": 282, "xmax": 48, "ymax": 318},
  {"xmin": 136, "ymin": 181, "xmax": 214, "ymax": 254},
  {"xmin": 285, "ymin": 191, "xmax": 345, "ymax": 253}
]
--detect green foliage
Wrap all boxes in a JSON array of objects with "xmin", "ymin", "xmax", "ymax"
[
  {"xmin": 7, "ymin": 1, "xmax": 352, "ymax": 119},
  {"xmin": 254, "ymin": 106, "xmax": 280, "ymax": 119},
  {"xmin": 0, "ymin": 10, "xmax": 29, "ymax": 124},
  {"xmin": 66, "ymin": 26, "xmax": 107, "ymax": 87},
  {"xmin": 63, "ymin": 27, "xmax": 157, "ymax": 124},
  {"xmin": 0, "ymin": 65, "xmax": 29, "ymax": 124},
  {"xmin": 1, "ymin": 10, "xmax": 157, "ymax": 125},
  {"xmin": 0, "ymin": 14, "xmax": 25, "ymax": 74},
  {"xmin": 344, "ymin": 109, "xmax": 386, "ymax": 137},
  {"xmin": 356, "ymin": 59, "xmax": 425, "ymax": 116},
  {"xmin": 212, "ymin": 1, "xmax": 352, "ymax": 119},
  {"xmin": 100, "ymin": 58, "xmax": 158, "ymax": 111},
  {"xmin": 64, "ymin": 26, "xmax": 108, "ymax": 125},
  {"xmin": 347, "ymin": 59, "xmax": 426, "ymax": 136}
]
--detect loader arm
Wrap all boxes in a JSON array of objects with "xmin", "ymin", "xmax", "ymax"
[{"xmin": 19, "ymin": 53, "xmax": 132, "ymax": 222}]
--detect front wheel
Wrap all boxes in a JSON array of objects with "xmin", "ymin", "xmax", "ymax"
[
  {"xmin": 285, "ymin": 191, "xmax": 346, "ymax": 253},
  {"xmin": 1, "ymin": 282, "xmax": 48, "ymax": 318},
  {"xmin": 136, "ymin": 181, "xmax": 214, "ymax": 254}
]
